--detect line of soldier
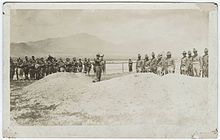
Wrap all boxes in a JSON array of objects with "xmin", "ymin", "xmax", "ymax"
[
  {"xmin": 128, "ymin": 48, "xmax": 209, "ymax": 77},
  {"xmin": 10, "ymin": 54, "xmax": 106, "ymax": 81}
]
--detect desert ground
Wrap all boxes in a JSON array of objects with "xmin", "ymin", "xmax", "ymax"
[{"xmin": 10, "ymin": 62, "xmax": 217, "ymax": 138}]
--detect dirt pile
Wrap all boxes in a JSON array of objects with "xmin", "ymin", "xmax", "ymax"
[
  {"xmin": 12, "ymin": 72, "xmax": 215, "ymax": 136},
  {"xmin": 78, "ymin": 73, "xmax": 210, "ymax": 125}
]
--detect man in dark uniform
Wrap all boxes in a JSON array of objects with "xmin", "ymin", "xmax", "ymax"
[
  {"xmin": 10, "ymin": 57, "xmax": 15, "ymax": 80},
  {"xmin": 128, "ymin": 59, "xmax": 133, "ymax": 72},
  {"xmin": 93, "ymin": 54, "xmax": 102, "ymax": 82},
  {"xmin": 92, "ymin": 58, "xmax": 96, "ymax": 74},
  {"xmin": 39, "ymin": 57, "xmax": 46, "ymax": 78},
  {"xmin": 150, "ymin": 52, "xmax": 157, "ymax": 73},
  {"xmin": 202, "ymin": 48, "xmax": 209, "ymax": 77},
  {"xmin": 65, "ymin": 58, "xmax": 72, "ymax": 72},
  {"xmin": 78, "ymin": 59, "xmax": 83, "ymax": 72},
  {"xmin": 71, "ymin": 57, "xmax": 78, "ymax": 73},
  {"xmin": 83, "ymin": 58, "xmax": 88, "ymax": 74},
  {"xmin": 100, "ymin": 55, "xmax": 106, "ymax": 74},
  {"xmin": 29, "ymin": 56, "xmax": 36, "ymax": 80},
  {"xmin": 23, "ymin": 56, "xmax": 30, "ymax": 80},
  {"xmin": 87, "ymin": 58, "xmax": 92, "ymax": 76},
  {"xmin": 35, "ymin": 58, "xmax": 41, "ymax": 80}
]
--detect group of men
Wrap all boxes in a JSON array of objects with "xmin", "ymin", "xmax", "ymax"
[
  {"xmin": 129, "ymin": 48, "xmax": 209, "ymax": 77},
  {"xmin": 180, "ymin": 48, "xmax": 209, "ymax": 77},
  {"xmin": 10, "ymin": 54, "xmax": 106, "ymax": 81}
]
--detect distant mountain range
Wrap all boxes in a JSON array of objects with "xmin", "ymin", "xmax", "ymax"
[
  {"xmin": 11, "ymin": 32, "xmax": 191, "ymax": 59},
  {"xmin": 11, "ymin": 33, "xmax": 130, "ymax": 59}
]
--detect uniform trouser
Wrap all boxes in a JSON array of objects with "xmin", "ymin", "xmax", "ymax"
[
  {"xmin": 17, "ymin": 68, "xmax": 24, "ymax": 80},
  {"xmin": 36, "ymin": 69, "xmax": 41, "ymax": 80},
  {"xmin": 136, "ymin": 67, "xmax": 141, "ymax": 73},
  {"xmin": 129, "ymin": 66, "xmax": 132, "ymax": 72},
  {"xmin": 84, "ymin": 66, "xmax": 87, "ymax": 73},
  {"xmin": 180, "ymin": 66, "xmax": 187, "ymax": 75},
  {"xmin": 193, "ymin": 63, "xmax": 200, "ymax": 77},
  {"xmin": 66, "ymin": 66, "xmax": 71, "ymax": 72},
  {"xmin": 202, "ymin": 66, "xmax": 208, "ymax": 78},
  {"xmin": 166, "ymin": 66, "xmax": 174, "ymax": 74},
  {"xmin": 157, "ymin": 67, "xmax": 163, "ymax": 76},
  {"xmin": 96, "ymin": 66, "xmax": 102, "ymax": 81},
  {"xmin": 10, "ymin": 69, "xmax": 15, "ymax": 80},
  {"xmin": 78, "ymin": 67, "xmax": 83, "ymax": 72},
  {"xmin": 23, "ymin": 68, "xmax": 29, "ymax": 80},
  {"xmin": 187, "ymin": 66, "xmax": 193, "ymax": 76},
  {"xmin": 150, "ymin": 66, "xmax": 157, "ymax": 73},
  {"xmin": 93, "ymin": 66, "xmax": 96, "ymax": 73},
  {"xmin": 29, "ymin": 68, "xmax": 35, "ymax": 79},
  {"xmin": 87, "ymin": 67, "xmax": 91, "ymax": 74}
]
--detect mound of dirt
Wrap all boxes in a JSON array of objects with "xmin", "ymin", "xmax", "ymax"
[{"xmin": 12, "ymin": 72, "xmax": 216, "ymax": 136}]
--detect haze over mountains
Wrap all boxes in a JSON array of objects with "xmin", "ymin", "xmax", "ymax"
[{"xmin": 11, "ymin": 32, "xmax": 207, "ymax": 59}]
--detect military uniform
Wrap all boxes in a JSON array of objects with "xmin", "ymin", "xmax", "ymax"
[
  {"xmin": 10, "ymin": 58, "xmax": 15, "ymax": 80},
  {"xmin": 202, "ymin": 49, "xmax": 209, "ymax": 78},
  {"xmin": 192, "ymin": 49, "xmax": 201, "ymax": 77},
  {"xmin": 180, "ymin": 52, "xmax": 188, "ymax": 75},
  {"xmin": 94, "ymin": 55, "xmax": 102, "ymax": 82},
  {"xmin": 78, "ymin": 60, "xmax": 83, "ymax": 72},
  {"xmin": 23, "ymin": 57, "xmax": 30, "ymax": 80},
  {"xmin": 83, "ymin": 59, "xmax": 88, "ymax": 74},
  {"xmin": 65, "ymin": 59, "xmax": 72, "ymax": 72},
  {"xmin": 87, "ymin": 60, "xmax": 92, "ymax": 75},
  {"xmin": 164, "ymin": 52, "xmax": 175, "ymax": 74},
  {"xmin": 71, "ymin": 59, "xmax": 78, "ymax": 73},
  {"xmin": 136, "ymin": 59, "xmax": 143, "ymax": 73},
  {"xmin": 150, "ymin": 57, "xmax": 157, "ymax": 73},
  {"xmin": 29, "ymin": 57, "xmax": 36, "ymax": 79},
  {"xmin": 187, "ymin": 53, "xmax": 193, "ymax": 76},
  {"xmin": 128, "ymin": 59, "xmax": 133, "ymax": 72},
  {"xmin": 156, "ymin": 55, "xmax": 164, "ymax": 76}
]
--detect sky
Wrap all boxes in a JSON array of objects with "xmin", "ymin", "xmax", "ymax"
[{"xmin": 10, "ymin": 9, "xmax": 209, "ymax": 55}]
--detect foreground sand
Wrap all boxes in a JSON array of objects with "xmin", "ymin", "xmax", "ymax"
[{"xmin": 10, "ymin": 72, "xmax": 217, "ymax": 138}]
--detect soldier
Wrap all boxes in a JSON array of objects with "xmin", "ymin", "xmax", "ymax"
[
  {"xmin": 128, "ymin": 59, "xmax": 133, "ymax": 72},
  {"xmin": 192, "ymin": 48, "xmax": 202, "ymax": 77},
  {"xmin": 78, "ymin": 59, "xmax": 83, "ymax": 72},
  {"xmin": 10, "ymin": 57, "xmax": 15, "ymax": 80},
  {"xmin": 23, "ymin": 56, "xmax": 30, "ymax": 80},
  {"xmin": 52, "ymin": 58, "xmax": 58, "ymax": 73},
  {"xmin": 100, "ymin": 55, "xmax": 106, "ymax": 74},
  {"xmin": 136, "ymin": 54, "xmax": 143, "ymax": 73},
  {"xmin": 58, "ymin": 58, "xmax": 65, "ymax": 72},
  {"xmin": 16, "ymin": 57, "xmax": 24, "ymax": 80},
  {"xmin": 143, "ymin": 54, "xmax": 150, "ymax": 72},
  {"xmin": 202, "ymin": 48, "xmax": 209, "ymax": 77},
  {"xmin": 92, "ymin": 58, "xmax": 96, "ymax": 74},
  {"xmin": 187, "ymin": 51, "xmax": 193, "ymax": 76},
  {"xmin": 39, "ymin": 57, "xmax": 46, "ymax": 78},
  {"xmin": 87, "ymin": 58, "xmax": 92, "ymax": 76},
  {"xmin": 93, "ymin": 53, "xmax": 102, "ymax": 82},
  {"xmin": 35, "ymin": 58, "xmax": 41, "ymax": 80},
  {"xmin": 164, "ymin": 51, "xmax": 175, "ymax": 74},
  {"xmin": 156, "ymin": 54, "xmax": 164, "ymax": 76},
  {"xmin": 180, "ymin": 51, "xmax": 188, "ymax": 75},
  {"xmin": 71, "ymin": 57, "xmax": 78, "ymax": 73},
  {"xmin": 45, "ymin": 59, "xmax": 52, "ymax": 76},
  {"xmin": 29, "ymin": 56, "xmax": 36, "ymax": 80},
  {"xmin": 149, "ymin": 52, "xmax": 157, "ymax": 73},
  {"xmin": 65, "ymin": 58, "xmax": 72, "ymax": 72},
  {"xmin": 83, "ymin": 58, "xmax": 88, "ymax": 74}
]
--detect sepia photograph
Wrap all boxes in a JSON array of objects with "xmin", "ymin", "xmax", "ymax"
[{"xmin": 2, "ymin": 2, "xmax": 218, "ymax": 138}]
